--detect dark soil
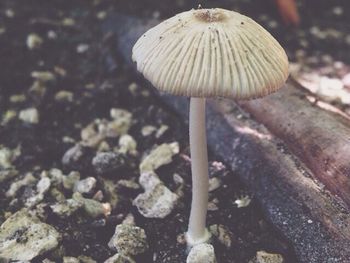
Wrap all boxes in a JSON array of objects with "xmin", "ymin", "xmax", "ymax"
[{"xmin": 0, "ymin": 0, "xmax": 349, "ymax": 262}]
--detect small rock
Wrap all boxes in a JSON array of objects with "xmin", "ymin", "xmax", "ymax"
[
  {"xmin": 47, "ymin": 30, "xmax": 57, "ymax": 39},
  {"xmin": 139, "ymin": 142, "xmax": 179, "ymax": 173},
  {"xmin": 31, "ymin": 71, "xmax": 55, "ymax": 82},
  {"xmin": 122, "ymin": 213, "xmax": 135, "ymax": 225},
  {"xmin": 73, "ymin": 192, "xmax": 111, "ymax": 218},
  {"xmin": 0, "ymin": 169, "xmax": 18, "ymax": 183},
  {"xmin": 92, "ymin": 152, "xmax": 126, "ymax": 175},
  {"xmin": 50, "ymin": 187, "xmax": 66, "ymax": 202},
  {"xmin": 0, "ymin": 210, "xmax": 60, "ymax": 261},
  {"xmin": 55, "ymin": 90, "xmax": 74, "ymax": 102},
  {"xmin": 25, "ymin": 177, "xmax": 51, "ymax": 207},
  {"xmin": 186, "ymin": 244, "xmax": 216, "ymax": 263},
  {"xmin": 62, "ymin": 17, "xmax": 75, "ymax": 26},
  {"xmin": 63, "ymin": 171, "xmax": 81, "ymax": 191},
  {"xmin": 209, "ymin": 224, "xmax": 234, "ymax": 248},
  {"xmin": 29, "ymin": 80, "xmax": 47, "ymax": 99},
  {"xmin": 208, "ymin": 177, "xmax": 222, "ymax": 192},
  {"xmin": 108, "ymin": 224, "xmax": 148, "ymax": 256},
  {"xmin": 2, "ymin": 110, "xmax": 17, "ymax": 124},
  {"xmin": 77, "ymin": 44, "xmax": 89, "ymax": 53},
  {"xmin": 5, "ymin": 9, "xmax": 15, "ymax": 18},
  {"xmin": 9, "ymin": 94, "xmax": 26, "ymax": 103},
  {"xmin": 118, "ymin": 134, "xmax": 137, "ymax": 155},
  {"xmin": 117, "ymin": 179, "xmax": 140, "ymax": 190},
  {"xmin": 155, "ymin": 124, "xmax": 169, "ymax": 138},
  {"xmin": 6, "ymin": 173, "xmax": 36, "ymax": 197},
  {"xmin": 141, "ymin": 125, "xmax": 156, "ymax": 136},
  {"xmin": 332, "ymin": 6, "xmax": 343, "ymax": 16},
  {"xmin": 0, "ymin": 146, "xmax": 19, "ymax": 169},
  {"xmin": 255, "ymin": 251, "xmax": 284, "ymax": 263},
  {"xmin": 92, "ymin": 190, "xmax": 104, "ymax": 201},
  {"xmin": 100, "ymin": 178, "xmax": 120, "ymax": 209},
  {"xmin": 74, "ymin": 177, "xmax": 97, "ymax": 194},
  {"xmin": 26, "ymin": 33, "xmax": 43, "ymax": 49},
  {"xmin": 133, "ymin": 172, "xmax": 178, "ymax": 218},
  {"xmin": 62, "ymin": 144, "xmax": 93, "ymax": 169},
  {"xmin": 234, "ymin": 195, "xmax": 251, "ymax": 208},
  {"xmin": 104, "ymin": 253, "xmax": 135, "ymax": 263},
  {"xmin": 173, "ymin": 173, "xmax": 184, "ymax": 185},
  {"xmin": 63, "ymin": 257, "xmax": 80, "ymax": 263},
  {"xmin": 46, "ymin": 169, "xmax": 64, "ymax": 186},
  {"xmin": 50, "ymin": 199, "xmax": 83, "ymax": 218},
  {"xmin": 96, "ymin": 11, "xmax": 107, "ymax": 20},
  {"xmin": 109, "ymin": 108, "xmax": 132, "ymax": 135},
  {"xmin": 78, "ymin": 255, "xmax": 97, "ymax": 263},
  {"xmin": 19, "ymin": 108, "xmax": 39, "ymax": 124},
  {"xmin": 207, "ymin": 198, "xmax": 219, "ymax": 211}
]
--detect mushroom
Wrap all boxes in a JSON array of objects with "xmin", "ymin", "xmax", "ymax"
[{"xmin": 132, "ymin": 8, "xmax": 289, "ymax": 246}]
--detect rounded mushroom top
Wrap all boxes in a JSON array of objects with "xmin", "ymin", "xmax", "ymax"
[{"xmin": 132, "ymin": 8, "xmax": 289, "ymax": 100}]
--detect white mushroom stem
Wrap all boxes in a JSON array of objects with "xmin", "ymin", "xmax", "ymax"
[{"xmin": 186, "ymin": 97, "xmax": 211, "ymax": 246}]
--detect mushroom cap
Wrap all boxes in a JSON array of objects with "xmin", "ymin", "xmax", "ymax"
[{"xmin": 132, "ymin": 8, "xmax": 289, "ymax": 100}]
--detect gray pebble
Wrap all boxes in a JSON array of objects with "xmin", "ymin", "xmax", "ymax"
[
  {"xmin": 186, "ymin": 244, "xmax": 216, "ymax": 263},
  {"xmin": 74, "ymin": 177, "xmax": 97, "ymax": 194},
  {"xmin": 0, "ymin": 210, "xmax": 60, "ymax": 261},
  {"xmin": 108, "ymin": 224, "xmax": 148, "ymax": 256},
  {"xmin": 92, "ymin": 152, "xmax": 126, "ymax": 175},
  {"xmin": 104, "ymin": 253, "xmax": 135, "ymax": 263},
  {"xmin": 50, "ymin": 199, "xmax": 83, "ymax": 218}
]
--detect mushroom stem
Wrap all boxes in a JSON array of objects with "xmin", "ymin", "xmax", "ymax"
[{"xmin": 186, "ymin": 97, "xmax": 211, "ymax": 246}]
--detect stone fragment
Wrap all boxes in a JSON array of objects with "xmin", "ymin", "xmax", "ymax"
[
  {"xmin": 63, "ymin": 171, "xmax": 81, "ymax": 191},
  {"xmin": 26, "ymin": 33, "xmax": 43, "ymax": 49},
  {"xmin": 139, "ymin": 142, "xmax": 179, "ymax": 173},
  {"xmin": 63, "ymin": 257, "xmax": 80, "ymax": 263},
  {"xmin": 133, "ymin": 172, "xmax": 178, "ymax": 218},
  {"xmin": 92, "ymin": 152, "xmax": 126, "ymax": 175},
  {"xmin": 31, "ymin": 71, "xmax": 55, "ymax": 82},
  {"xmin": 118, "ymin": 134, "xmax": 137, "ymax": 155},
  {"xmin": 78, "ymin": 255, "xmax": 97, "ymax": 263},
  {"xmin": 100, "ymin": 178, "xmax": 120, "ymax": 209},
  {"xmin": 19, "ymin": 108, "xmax": 39, "ymax": 124},
  {"xmin": 186, "ymin": 244, "xmax": 216, "ymax": 263},
  {"xmin": 255, "ymin": 251, "xmax": 284, "ymax": 263},
  {"xmin": 0, "ymin": 210, "xmax": 60, "ymax": 261},
  {"xmin": 104, "ymin": 253, "xmax": 135, "ymax": 263},
  {"xmin": 208, "ymin": 177, "xmax": 222, "ymax": 192},
  {"xmin": 73, "ymin": 177, "xmax": 97, "ymax": 194},
  {"xmin": 62, "ymin": 144, "xmax": 93, "ymax": 169},
  {"xmin": 209, "ymin": 224, "xmax": 234, "ymax": 248},
  {"xmin": 141, "ymin": 125, "xmax": 156, "ymax": 136},
  {"xmin": 55, "ymin": 90, "xmax": 74, "ymax": 102},
  {"xmin": 0, "ymin": 169, "xmax": 18, "ymax": 183},
  {"xmin": 234, "ymin": 195, "xmax": 251, "ymax": 208},
  {"xmin": 73, "ymin": 192, "xmax": 111, "ymax": 218},
  {"xmin": 0, "ymin": 146, "xmax": 20, "ymax": 170},
  {"xmin": 50, "ymin": 199, "xmax": 83, "ymax": 218},
  {"xmin": 6, "ymin": 173, "xmax": 36, "ymax": 197},
  {"xmin": 25, "ymin": 177, "xmax": 51, "ymax": 207},
  {"xmin": 108, "ymin": 224, "xmax": 148, "ymax": 256},
  {"xmin": 155, "ymin": 124, "xmax": 169, "ymax": 138}
]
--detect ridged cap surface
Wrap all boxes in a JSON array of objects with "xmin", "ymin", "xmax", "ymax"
[{"xmin": 132, "ymin": 8, "xmax": 289, "ymax": 99}]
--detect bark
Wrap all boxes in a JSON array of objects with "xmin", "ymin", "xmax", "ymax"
[{"xmin": 240, "ymin": 79, "xmax": 350, "ymax": 209}]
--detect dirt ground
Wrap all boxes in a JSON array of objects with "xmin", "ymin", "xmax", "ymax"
[{"xmin": 0, "ymin": 0, "xmax": 349, "ymax": 262}]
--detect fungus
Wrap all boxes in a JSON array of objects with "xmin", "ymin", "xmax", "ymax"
[{"xmin": 132, "ymin": 8, "xmax": 288, "ymax": 246}]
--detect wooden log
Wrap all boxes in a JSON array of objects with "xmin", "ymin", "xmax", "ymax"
[
  {"xmin": 103, "ymin": 14, "xmax": 350, "ymax": 262},
  {"xmin": 240, "ymin": 80, "xmax": 350, "ymax": 208}
]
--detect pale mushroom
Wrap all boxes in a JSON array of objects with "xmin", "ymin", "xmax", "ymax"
[{"xmin": 132, "ymin": 8, "xmax": 289, "ymax": 246}]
